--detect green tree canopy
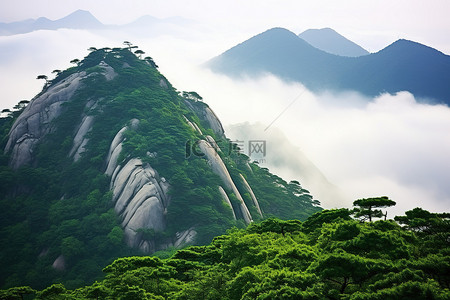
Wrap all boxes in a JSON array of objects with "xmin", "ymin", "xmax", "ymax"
[{"xmin": 353, "ymin": 196, "xmax": 396, "ymax": 222}]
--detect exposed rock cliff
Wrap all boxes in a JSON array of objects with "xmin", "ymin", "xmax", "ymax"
[
  {"xmin": 5, "ymin": 61, "xmax": 117, "ymax": 168},
  {"xmin": 5, "ymin": 72, "xmax": 85, "ymax": 169},
  {"xmin": 184, "ymin": 100, "xmax": 225, "ymax": 137},
  {"xmin": 239, "ymin": 173, "xmax": 263, "ymax": 218},
  {"xmin": 203, "ymin": 107, "xmax": 224, "ymax": 137},
  {"xmin": 197, "ymin": 139, "xmax": 253, "ymax": 224},
  {"xmin": 110, "ymin": 157, "xmax": 169, "ymax": 252}
]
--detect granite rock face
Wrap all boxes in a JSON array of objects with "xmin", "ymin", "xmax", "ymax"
[
  {"xmin": 69, "ymin": 115, "xmax": 94, "ymax": 162},
  {"xmin": 184, "ymin": 100, "xmax": 225, "ymax": 137},
  {"xmin": 109, "ymin": 158, "xmax": 169, "ymax": 252},
  {"xmin": 5, "ymin": 72, "xmax": 86, "ymax": 169},
  {"xmin": 239, "ymin": 173, "xmax": 263, "ymax": 218},
  {"xmin": 105, "ymin": 123, "xmax": 170, "ymax": 252},
  {"xmin": 203, "ymin": 107, "xmax": 224, "ymax": 137},
  {"xmin": 5, "ymin": 61, "xmax": 117, "ymax": 168},
  {"xmin": 104, "ymin": 122, "xmax": 201, "ymax": 253},
  {"xmin": 197, "ymin": 139, "xmax": 253, "ymax": 224}
]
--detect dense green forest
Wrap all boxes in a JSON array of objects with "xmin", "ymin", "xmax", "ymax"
[
  {"xmin": 0, "ymin": 46, "xmax": 320, "ymax": 290},
  {"xmin": 1, "ymin": 206, "xmax": 448, "ymax": 299}
]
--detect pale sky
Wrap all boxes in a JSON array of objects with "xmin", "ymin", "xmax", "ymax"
[{"xmin": 1, "ymin": 0, "xmax": 450, "ymax": 53}]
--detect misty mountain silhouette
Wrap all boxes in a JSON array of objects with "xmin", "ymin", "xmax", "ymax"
[
  {"xmin": 298, "ymin": 28, "xmax": 369, "ymax": 57},
  {"xmin": 0, "ymin": 10, "xmax": 103, "ymax": 35},
  {"xmin": 52, "ymin": 9, "xmax": 104, "ymax": 29},
  {"xmin": 206, "ymin": 28, "xmax": 450, "ymax": 104},
  {"xmin": 0, "ymin": 10, "xmax": 195, "ymax": 36}
]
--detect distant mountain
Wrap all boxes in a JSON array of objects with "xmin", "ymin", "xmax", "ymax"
[
  {"xmin": 298, "ymin": 28, "xmax": 369, "ymax": 57},
  {"xmin": 0, "ymin": 10, "xmax": 195, "ymax": 36},
  {"xmin": 206, "ymin": 28, "xmax": 450, "ymax": 104},
  {"xmin": 0, "ymin": 10, "xmax": 103, "ymax": 35},
  {"xmin": 52, "ymin": 9, "xmax": 104, "ymax": 29}
]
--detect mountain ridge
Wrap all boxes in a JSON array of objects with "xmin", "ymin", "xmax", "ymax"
[
  {"xmin": 298, "ymin": 27, "xmax": 370, "ymax": 57},
  {"xmin": 0, "ymin": 10, "xmax": 103, "ymax": 34},
  {"xmin": 0, "ymin": 10, "xmax": 194, "ymax": 35},
  {"xmin": 206, "ymin": 27, "xmax": 450, "ymax": 104}
]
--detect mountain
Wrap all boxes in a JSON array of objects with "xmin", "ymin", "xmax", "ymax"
[
  {"xmin": 0, "ymin": 10, "xmax": 103, "ymax": 35},
  {"xmin": 206, "ymin": 27, "xmax": 450, "ymax": 104},
  {"xmin": 0, "ymin": 47, "xmax": 320, "ymax": 289},
  {"xmin": 52, "ymin": 9, "xmax": 104, "ymax": 29},
  {"xmin": 0, "ymin": 10, "xmax": 195, "ymax": 36},
  {"xmin": 298, "ymin": 27, "xmax": 369, "ymax": 57}
]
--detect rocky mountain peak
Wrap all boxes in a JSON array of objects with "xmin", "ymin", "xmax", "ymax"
[{"xmin": 0, "ymin": 45, "xmax": 320, "ymax": 288}]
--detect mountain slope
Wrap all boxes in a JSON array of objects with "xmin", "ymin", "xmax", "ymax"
[
  {"xmin": 206, "ymin": 28, "xmax": 340, "ymax": 89},
  {"xmin": 298, "ymin": 27, "xmax": 369, "ymax": 57},
  {"xmin": 206, "ymin": 28, "xmax": 450, "ymax": 104},
  {"xmin": 0, "ymin": 47, "xmax": 320, "ymax": 289}
]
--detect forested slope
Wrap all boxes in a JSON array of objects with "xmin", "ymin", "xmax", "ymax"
[{"xmin": 2, "ymin": 207, "xmax": 448, "ymax": 299}]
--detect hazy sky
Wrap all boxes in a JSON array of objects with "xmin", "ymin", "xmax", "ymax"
[
  {"xmin": 1, "ymin": 0, "xmax": 450, "ymax": 53},
  {"xmin": 0, "ymin": 0, "xmax": 449, "ymax": 215}
]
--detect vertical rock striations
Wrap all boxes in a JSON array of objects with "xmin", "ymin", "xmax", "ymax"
[
  {"xmin": 109, "ymin": 157, "xmax": 169, "ymax": 252},
  {"xmin": 105, "ymin": 124, "xmax": 171, "ymax": 253},
  {"xmin": 218, "ymin": 186, "xmax": 237, "ymax": 220},
  {"xmin": 197, "ymin": 139, "xmax": 253, "ymax": 224},
  {"xmin": 239, "ymin": 173, "xmax": 263, "ymax": 218}
]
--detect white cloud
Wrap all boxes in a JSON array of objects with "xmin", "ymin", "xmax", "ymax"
[{"xmin": 169, "ymin": 66, "xmax": 450, "ymax": 216}]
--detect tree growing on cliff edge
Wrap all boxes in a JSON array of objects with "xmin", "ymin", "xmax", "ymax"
[
  {"xmin": 352, "ymin": 196, "xmax": 396, "ymax": 222},
  {"xmin": 134, "ymin": 50, "xmax": 145, "ymax": 59},
  {"xmin": 182, "ymin": 91, "xmax": 203, "ymax": 102},
  {"xmin": 70, "ymin": 58, "xmax": 80, "ymax": 66},
  {"xmin": 123, "ymin": 41, "xmax": 138, "ymax": 51},
  {"xmin": 36, "ymin": 74, "xmax": 48, "ymax": 84},
  {"xmin": 144, "ymin": 56, "xmax": 158, "ymax": 68}
]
